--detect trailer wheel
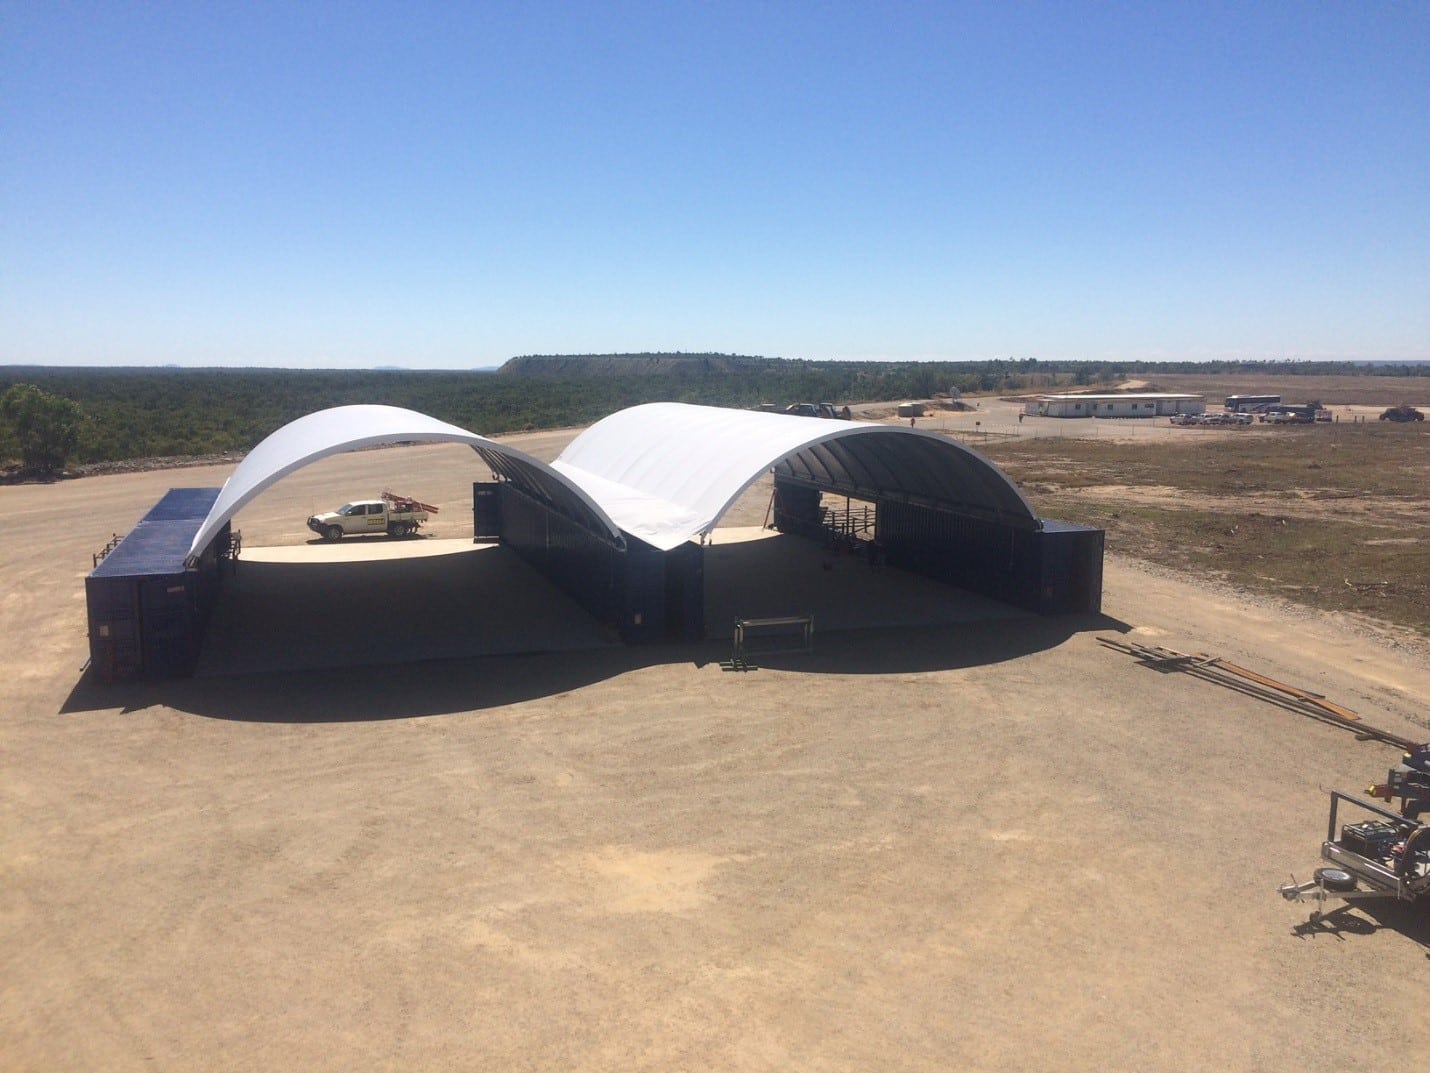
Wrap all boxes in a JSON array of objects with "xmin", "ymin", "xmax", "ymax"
[
  {"xmin": 1314, "ymin": 867, "xmax": 1356, "ymax": 893},
  {"xmin": 324, "ymin": 525, "xmax": 343, "ymax": 541}
]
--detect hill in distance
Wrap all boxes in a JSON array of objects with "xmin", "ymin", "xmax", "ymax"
[{"xmin": 499, "ymin": 353, "xmax": 791, "ymax": 377}]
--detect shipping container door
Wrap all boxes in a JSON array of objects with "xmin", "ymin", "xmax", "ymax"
[
  {"xmin": 620, "ymin": 543, "xmax": 668, "ymax": 643},
  {"xmin": 472, "ymin": 482, "xmax": 501, "ymax": 542},
  {"xmin": 139, "ymin": 576, "xmax": 198, "ymax": 678},
  {"xmin": 664, "ymin": 542, "xmax": 705, "ymax": 642},
  {"xmin": 86, "ymin": 578, "xmax": 142, "ymax": 683}
]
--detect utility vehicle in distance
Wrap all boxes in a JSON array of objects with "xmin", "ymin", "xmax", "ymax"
[
  {"xmin": 306, "ymin": 490, "xmax": 439, "ymax": 541},
  {"xmin": 1379, "ymin": 405, "xmax": 1424, "ymax": 422}
]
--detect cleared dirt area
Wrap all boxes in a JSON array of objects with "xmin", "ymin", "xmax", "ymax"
[{"xmin": 2, "ymin": 425, "xmax": 1428, "ymax": 1073}]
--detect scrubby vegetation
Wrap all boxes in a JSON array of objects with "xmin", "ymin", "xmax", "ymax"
[
  {"xmin": 0, "ymin": 383, "xmax": 85, "ymax": 475},
  {"xmin": 984, "ymin": 423, "xmax": 1430, "ymax": 635},
  {"xmin": 0, "ymin": 356, "xmax": 1425, "ymax": 468}
]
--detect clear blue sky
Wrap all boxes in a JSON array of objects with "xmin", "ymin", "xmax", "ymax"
[{"xmin": 3, "ymin": 2, "xmax": 1427, "ymax": 368}]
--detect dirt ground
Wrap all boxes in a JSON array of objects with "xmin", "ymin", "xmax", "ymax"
[{"xmin": 2, "ymin": 423, "xmax": 1428, "ymax": 1072}]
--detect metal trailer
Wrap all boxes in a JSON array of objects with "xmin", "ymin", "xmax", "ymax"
[{"xmin": 1279, "ymin": 791, "xmax": 1430, "ymax": 922}]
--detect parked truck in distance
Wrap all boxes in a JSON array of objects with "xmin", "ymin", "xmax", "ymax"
[
  {"xmin": 1379, "ymin": 405, "xmax": 1425, "ymax": 422},
  {"xmin": 783, "ymin": 402, "xmax": 850, "ymax": 419},
  {"xmin": 306, "ymin": 490, "xmax": 439, "ymax": 541}
]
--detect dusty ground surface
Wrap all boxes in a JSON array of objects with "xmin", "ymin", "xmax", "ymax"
[
  {"xmin": 2, "ymin": 425, "xmax": 1428, "ymax": 1072},
  {"xmin": 979, "ymin": 420, "xmax": 1430, "ymax": 637}
]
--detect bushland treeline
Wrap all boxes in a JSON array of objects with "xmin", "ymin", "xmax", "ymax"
[{"xmin": 1, "ymin": 356, "xmax": 1426, "ymax": 466}]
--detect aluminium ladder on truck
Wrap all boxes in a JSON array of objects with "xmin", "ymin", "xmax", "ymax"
[{"xmin": 382, "ymin": 490, "xmax": 440, "ymax": 515}]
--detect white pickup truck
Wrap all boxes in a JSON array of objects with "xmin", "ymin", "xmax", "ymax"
[{"xmin": 306, "ymin": 491, "xmax": 438, "ymax": 540}]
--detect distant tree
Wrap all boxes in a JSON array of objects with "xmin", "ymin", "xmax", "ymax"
[
  {"xmin": 912, "ymin": 367, "xmax": 939, "ymax": 396},
  {"xmin": 0, "ymin": 383, "xmax": 85, "ymax": 474}
]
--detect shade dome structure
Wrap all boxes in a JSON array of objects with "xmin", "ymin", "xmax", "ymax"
[
  {"xmin": 553, "ymin": 403, "xmax": 1039, "ymax": 549},
  {"xmin": 184, "ymin": 405, "xmax": 622, "ymax": 560},
  {"xmin": 186, "ymin": 402, "xmax": 1041, "ymax": 560}
]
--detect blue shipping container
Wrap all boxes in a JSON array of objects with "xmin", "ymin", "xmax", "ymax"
[{"xmin": 87, "ymin": 488, "xmax": 226, "ymax": 682}]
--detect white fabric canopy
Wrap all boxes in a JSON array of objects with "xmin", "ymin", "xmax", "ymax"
[
  {"xmin": 554, "ymin": 402, "xmax": 1037, "ymax": 550},
  {"xmin": 184, "ymin": 404, "xmax": 621, "ymax": 560},
  {"xmin": 187, "ymin": 401, "xmax": 1038, "ymax": 560}
]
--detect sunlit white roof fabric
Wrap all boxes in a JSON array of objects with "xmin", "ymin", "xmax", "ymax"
[
  {"xmin": 187, "ymin": 401, "xmax": 1041, "ymax": 561},
  {"xmin": 553, "ymin": 402, "xmax": 1039, "ymax": 550},
  {"xmin": 184, "ymin": 405, "xmax": 622, "ymax": 560}
]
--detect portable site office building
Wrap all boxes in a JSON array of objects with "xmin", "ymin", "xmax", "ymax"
[{"xmin": 1024, "ymin": 393, "xmax": 1205, "ymax": 418}]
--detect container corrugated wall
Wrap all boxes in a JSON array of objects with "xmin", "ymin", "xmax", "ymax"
[
  {"xmin": 1036, "ymin": 521, "xmax": 1104, "ymax": 614},
  {"xmin": 86, "ymin": 488, "xmax": 228, "ymax": 682},
  {"xmin": 85, "ymin": 579, "xmax": 142, "ymax": 683},
  {"xmin": 498, "ymin": 483, "xmax": 706, "ymax": 643},
  {"xmin": 499, "ymin": 483, "xmax": 619, "ymax": 627},
  {"xmin": 877, "ymin": 500, "xmax": 1042, "ymax": 608},
  {"xmin": 875, "ymin": 498, "xmax": 1102, "ymax": 615},
  {"xmin": 619, "ymin": 540, "xmax": 668, "ymax": 643},
  {"xmin": 661, "ymin": 540, "xmax": 705, "ymax": 642}
]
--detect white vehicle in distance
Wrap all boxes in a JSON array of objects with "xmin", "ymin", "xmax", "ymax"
[{"xmin": 306, "ymin": 491, "xmax": 438, "ymax": 540}]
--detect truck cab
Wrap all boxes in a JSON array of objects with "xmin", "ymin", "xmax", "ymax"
[{"xmin": 342, "ymin": 502, "xmax": 387, "ymax": 531}]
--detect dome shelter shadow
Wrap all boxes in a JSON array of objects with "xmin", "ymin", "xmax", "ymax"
[
  {"xmin": 735, "ymin": 612, "xmax": 1126, "ymax": 675},
  {"xmin": 64, "ymin": 528, "xmax": 1125, "ymax": 721},
  {"xmin": 195, "ymin": 541, "xmax": 622, "ymax": 677},
  {"xmin": 59, "ymin": 614, "xmax": 1125, "ymax": 723}
]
